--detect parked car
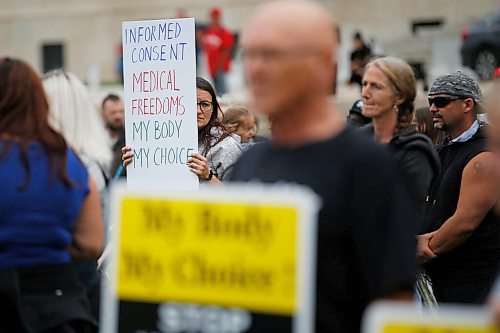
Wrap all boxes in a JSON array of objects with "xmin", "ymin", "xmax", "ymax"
[{"xmin": 461, "ymin": 11, "xmax": 500, "ymax": 80}]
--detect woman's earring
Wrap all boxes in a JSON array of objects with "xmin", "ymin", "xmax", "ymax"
[{"xmin": 393, "ymin": 104, "xmax": 399, "ymax": 112}]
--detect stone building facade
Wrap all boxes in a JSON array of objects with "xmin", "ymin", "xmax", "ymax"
[{"xmin": 1, "ymin": 0, "xmax": 497, "ymax": 82}]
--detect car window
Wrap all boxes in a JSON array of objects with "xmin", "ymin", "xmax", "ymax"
[{"xmin": 486, "ymin": 12, "xmax": 500, "ymax": 26}]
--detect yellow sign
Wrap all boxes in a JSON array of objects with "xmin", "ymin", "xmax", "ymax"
[
  {"xmin": 383, "ymin": 323, "xmax": 495, "ymax": 333},
  {"xmin": 363, "ymin": 303, "xmax": 496, "ymax": 333},
  {"xmin": 117, "ymin": 197, "xmax": 298, "ymax": 315}
]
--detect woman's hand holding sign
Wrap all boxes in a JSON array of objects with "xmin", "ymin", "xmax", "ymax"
[
  {"xmin": 188, "ymin": 152, "xmax": 211, "ymax": 180},
  {"xmin": 122, "ymin": 146, "xmax": 133, "ymax": 168},
  {"xmin": 121, "ymin": 146, "xmax": 220, "ymax": 184}
]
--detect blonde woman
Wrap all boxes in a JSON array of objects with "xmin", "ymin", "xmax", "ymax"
[
  {"xmin": 359, "ymin": 56, "xmax": 440, "ymax": 203},
  {"xmin": 43, "ymin": 70, "xmax": 112, "ymax": 191},
  {"xmin": 43, "ymin": 69, "xmax": 112, "ymax": 321}
]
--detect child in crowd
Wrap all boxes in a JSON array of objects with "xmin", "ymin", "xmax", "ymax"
[{"xmin": 223, "ymin": 106, "xmax": 256, "ymax": 143}]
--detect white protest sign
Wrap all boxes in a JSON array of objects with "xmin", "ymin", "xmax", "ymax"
[{"xmin": 122, "ymin": 18, "xmax": 198, "ymax": 191}]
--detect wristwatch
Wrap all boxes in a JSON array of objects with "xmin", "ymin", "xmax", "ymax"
[{"xmin": 206, "ymin": 169, "xmax": 214, "ymax": 181}]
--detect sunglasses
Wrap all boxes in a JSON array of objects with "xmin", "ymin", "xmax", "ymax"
[{"xmin": 428, "ymin": 96, "xmax": 464, "ymax": 108}]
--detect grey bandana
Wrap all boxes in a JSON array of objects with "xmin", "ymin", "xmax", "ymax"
[{"xmin": 429, "ymin": 71, "xmax": 483, "ymax": 105}]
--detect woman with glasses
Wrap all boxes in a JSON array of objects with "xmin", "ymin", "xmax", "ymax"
[
  {"xmin": 123, "ymin": 77, "xmax": 243, "ymax": 183},
  {"xmin": 359, "ymin": 56, "xmax": 440, "ymax": 204}
]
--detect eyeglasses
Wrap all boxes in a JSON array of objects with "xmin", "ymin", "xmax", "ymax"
[
  {"xmin": 197, "ymin": 101, "xmax": 213, "ymax": 112},
  {"xmin": 240, "ymin": 48, "xmax": 319, "ymax": 63},
  {"xmin": 428, "ymin": 96, "xmax": 463, "ymax": 108}
]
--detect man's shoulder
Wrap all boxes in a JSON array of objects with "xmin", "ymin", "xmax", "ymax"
[
  {"xmin": 463, "ymin": 151, "xmax": 495, "ymax": 176},
  {"xmin": 444, "ymin": 126, "xmax": 489, "ymax": 161},
  {"xmin": 236, "ymin": 140, "xmax": 271, "ymax": 161},
  {"xmin": 337, "ymin": 127, "xmax": 394, "ymax": 163},
  {"xmin": 356, "ymin": 123, "xmax": 374, "ymax": 137}
]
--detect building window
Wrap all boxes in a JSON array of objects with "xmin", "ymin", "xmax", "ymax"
[{"xmin": 42, "ymin": 43, "xmax": 65, "ymax": 73}]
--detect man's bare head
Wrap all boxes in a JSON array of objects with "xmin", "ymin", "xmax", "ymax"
[{"xmin": 241, "ymin": 1, "xmax": 337, "ymax": 117}]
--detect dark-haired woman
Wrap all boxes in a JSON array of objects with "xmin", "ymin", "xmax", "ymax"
[
  {"xmin": 359, "ymin": 56, "xmax": 440, "ymax": 204},
  {"xmin": 123, "ymin": 77, "xmax": 243, "ymax": 183},
  {"xmin": 0, "ymin": 58, "xmax": 103, "ymax": 331},
  {"xmin": 413, "ymin": 107, "xmax": 446, "ymax": 146}
]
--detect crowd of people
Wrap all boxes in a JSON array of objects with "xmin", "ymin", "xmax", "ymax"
[{"xmin": 1, "ymin": 1, "xmax": 500, "ymax": 332}]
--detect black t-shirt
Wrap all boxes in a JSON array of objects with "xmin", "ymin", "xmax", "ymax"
[{"xmin": 230, "ymin": 127, "xmax": 418, "ymax": 333}]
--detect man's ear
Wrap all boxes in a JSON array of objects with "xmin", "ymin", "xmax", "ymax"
[{"xmin": 463, "ymin": 98, "xmax": 475, "ymax": 114}]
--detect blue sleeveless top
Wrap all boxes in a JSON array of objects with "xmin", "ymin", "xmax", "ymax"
[{"xmin": 0, "ymin": 140, "xmax": 89, "ymax": 271}]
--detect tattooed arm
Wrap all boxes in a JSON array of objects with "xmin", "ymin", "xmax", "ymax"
[{"xmin": 425, "ymin": 152, "xmax": 499, "ymax": 255}]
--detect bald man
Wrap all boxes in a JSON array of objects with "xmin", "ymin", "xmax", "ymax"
[{"xmin": 230, "ymin": 2, "xmax": 419, "ymax": 332}]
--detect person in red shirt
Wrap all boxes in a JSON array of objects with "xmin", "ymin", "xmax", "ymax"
[
  {"xmin": 202, "ymin": 7, "xmax": 234, "ymax": 96},
  {"xmin": 493, "ymin": 67, "xmax": 500, "ymax": 80}
]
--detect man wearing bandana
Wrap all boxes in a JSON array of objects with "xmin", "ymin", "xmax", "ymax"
[{"xmin": 418, "ymin": 71, "xmax": 500, "ymax": 304}]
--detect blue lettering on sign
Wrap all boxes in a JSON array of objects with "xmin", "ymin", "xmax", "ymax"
[
  {"xmin": 125, "ymin": 22, "xmax": 182, "ymax": 44},
  {"xmin": 125, "ymin": 21, "xmax": 188, "ymax": 63},
  {"xmin": 132, "ymin": 148, "xmax": 150, "ymax": 168},
  {"xmin": 132, "ymin": 120, "xmax": 150, "ymax": 141},
  {"xmin": 131, "ymin": 43, "xmax": 187, "ymax": 63},
  {"xmin": 170, "ymin": 42, "xmax": 187, "ymax": 61}
]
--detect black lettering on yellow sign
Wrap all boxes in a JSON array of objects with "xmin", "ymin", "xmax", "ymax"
[
  {"xmin": 121, "ymin": 251, "xmax": 164, "ymax": 287},
  {"xmin": 197, "ymin": 206, "xmax": 274, "ymax": 246},
  {"xmin": 172, "ymin": 253, "xmax": 273, "ymax": 292},
  {"xmin": 141, "ymin": 203, "xmax": 185, "ymax": 241}
]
